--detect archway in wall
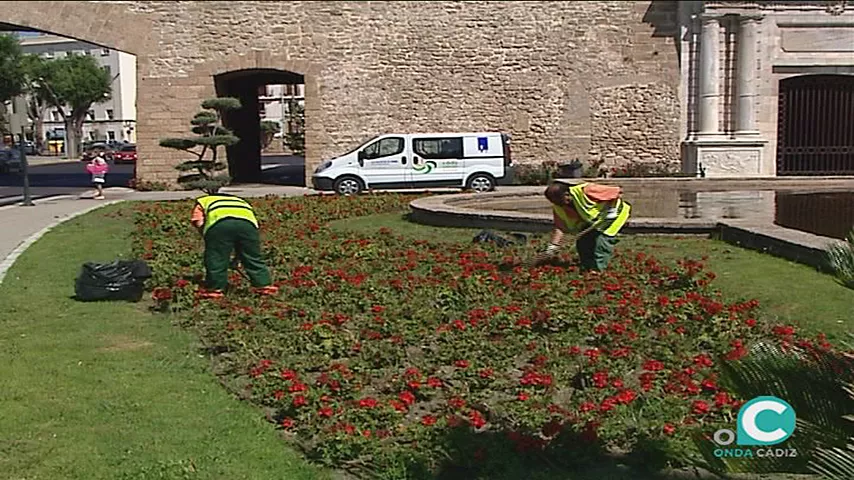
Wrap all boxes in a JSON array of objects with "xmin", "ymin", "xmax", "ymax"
[
  {"xmin": 776, "ymin": 74, "xmax": 854, "ymax": 175},
  {"xmin": 214, "ymin": 68, "xmax": 305, "ymax": 186}
]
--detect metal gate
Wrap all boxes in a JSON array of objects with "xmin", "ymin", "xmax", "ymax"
[{"xmin": 776, "ymin": 74, "xmax": 854, "ymax": 175}]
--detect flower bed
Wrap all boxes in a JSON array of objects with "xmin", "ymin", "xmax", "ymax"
[{"xmin": 134, "ymin": 194, "xmax": 833, "ymax": 477}]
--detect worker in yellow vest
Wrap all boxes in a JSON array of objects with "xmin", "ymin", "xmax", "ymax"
[
  {"xmin": 191, "ymin": 194, "xmax": 279, "ymax": 299},
  {"xmin": 537, "ymin": 181, "xmax": 632, "ymax": 271}
]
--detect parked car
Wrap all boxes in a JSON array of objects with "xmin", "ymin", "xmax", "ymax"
[
  {"xmin": 112, "ymin": 144, "xmax": 137, "ymax": 164},
  {"xmin": 311, "ymin": 132, "xmax": 514, "ymax": 195},
  {"xmin": 0, "ymin": 148, "xmax": 22, "ymax": 174},
  {"xmin": 81, "ymin": 142, "xmax": 114, "ymax": 162}
]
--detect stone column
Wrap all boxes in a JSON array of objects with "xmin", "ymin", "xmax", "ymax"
[
  {"xmin": 735, "ymin": 14, "xmax": 762, "ymax": 135},
  {"xmin": 698, "ymin": 14, "xmax": 722, "ymax": 136}
]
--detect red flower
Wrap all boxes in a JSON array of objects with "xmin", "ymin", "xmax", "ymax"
[
  {"xmin": 616, "ymin": 389, "xmax": 637, "ymax": 405},
  {"xmin": 447, "ymin": 415, "xmax": 464, "ymax": 427},
  {"xmin": 427, "ymin": 377, "xmax": 443, "ymax": 388},
  {"xmin": 455, "ymin": 360, "xmax": 470, "ymax": 369},
  {"xmin": 318, "ymin": 406, "xmax": 334, "ymax": 417},
  {"xmin": 663, "ymin": 423, "xmax": 676, "ymax": 436},
  {"xmin": 599, "ymin": 398, "xmax": 617, "ymax": 412},
  {"xmin": 421, "ymin": 415, "xmax": 437, "ymax": 426},
  {"xmin": 399, "ymin": 391, "xmax": 416, "ymax": 406},
  {"xmin": 151, "ymin": 287, "xmax": 172, "ymax": 301},
  {"xmin": 389, "ymin": 399, "xmax": 408, "ymax": 413},
  {"xmin": 584, "ymin": 348, "xmax": 601, "ymax": 361},
  {"xmin": 517, "ymin": 391, "xmax": 530, "ymax": 401},
  {"xmin": 448, "ymin": 397, "xmax": 466, "ymax": 410},
  {"xmin": 692, "ymin": 400, "xmax": 710, "ymax": 415},
  {"xmin": 175, "ymin": 279, "xmax": 189, "ymax": 288},
  {"xmin": 643, "ymin": 360, "xmax": 665, "ymax": 371},
  {"xmin": 273, "ymin": 390, "xmax": 285, "ymax": 400},
  {"xmin": 479, "ymin": 368, "xmax": 494, "ymax": 379},
  {"xmin": 280, "ymin": 369, "xmax": 297, "ymax": 380},
  {"xmin": 592, "ymin": 371, "xmax": 609, "ymax": 389},
  {"xmin": 359, "ymin": 397, "xmax": 378, "ymax": 409},
  {"xmin": 579, "ymin": 402, "xmax": 596, "ymax": 413},
  {"xmin": 407, "ymin": 380, "xmax": 421, "ymax": 390},
  {"xmin": 289, "ymin": 382, "xmax": 308, "ymax": 393},
  {"xmin": 292, "ymin": 395, "xmax": 307, "ymax": 408},
  {"xmin": 713, "ymin": 391, "xmax": 731, "ymax": 408},
  {"xmin": 371, "ymin": 305, "xmax": 385, "ymax": 313},
  {"xmin": 693, "ymin": 354, "xmax": 713, "ymax": 368},
  {"xmin": 701, "ymin": 378, "xmax": 718, "ymax": 391},
  {"xmin": 280, "ymin": 417, "xmax": 295, "ymax": 429},
  {"xmin": 468, "ymin": 410, "xmax": 487, "ymax": 429}
]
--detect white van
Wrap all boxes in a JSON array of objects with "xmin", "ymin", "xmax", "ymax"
[{"xmin": 311, "ymin": 132, "xmax": 514, "ymax": 195}]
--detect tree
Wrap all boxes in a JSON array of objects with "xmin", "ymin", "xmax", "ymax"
[
  {"xmin": 0, "ymin": 34, "xmax": 24, "ymax": 103},
  {"xmin": 159, "ymin": 97, "xmax": 241, "ymax": 194},
  {"xmin": 40, "ymin": 53, "xmax": 112, "ymax": 159},
  {"xmin": 260, "ymin": 120, "xmax": 279, "ymax": 150},
  {"xmin": 20, "ymin": 54, "xmax": 51, "ymax": 153},
  {"xmin": 284, "ymin": 99, "xmax": 304, "ymax": 156},
  {"xmin": 0, "ymin": 34, "xmax": 25, "ymax": 135}
]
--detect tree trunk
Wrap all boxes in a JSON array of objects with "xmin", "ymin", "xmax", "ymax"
[
  {"xmin": 27, "ymin": 98, "xmax": 46, "ymax": 153},
  {"xmin": 64, "ymin": 117, "xmax": 79, "ymax": 159}
]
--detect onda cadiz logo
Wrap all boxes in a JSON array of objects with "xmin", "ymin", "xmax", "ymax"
[{"xmin": 712, "ymin": 396, "xmax": 798, "ymax": 459}]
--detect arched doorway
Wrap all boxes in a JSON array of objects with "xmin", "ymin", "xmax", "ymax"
[
  {"xmin": 776, "ymin": 74, "xmax": 854, "ymax": 175},
  {"xmin": 214, "ymin": 68, "xmax": 304, "ymax": 185}
]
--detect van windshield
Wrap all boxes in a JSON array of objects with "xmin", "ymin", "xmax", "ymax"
[{"xmin": 342, "ymin": 135, "xmax": 378, "ymax": 157}]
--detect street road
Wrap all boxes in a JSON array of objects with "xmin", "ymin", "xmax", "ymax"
[{"xmin": 0, "ymin": 155, "xmax": 305, "ymax": 206}]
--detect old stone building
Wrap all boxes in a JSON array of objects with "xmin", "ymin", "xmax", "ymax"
[{"xmin": 0, "ymin": 1, "xmax": 851, "ymax": 184}]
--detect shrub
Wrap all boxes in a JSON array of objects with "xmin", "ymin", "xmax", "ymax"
[
  {"xmin": 127, "ymin": 178, "xmax": 171, "ymax": 191},
  {"xmin": 609, "ymin": 160, "xmax": 690, "ymax": 178},
  {"xmin": 134, "ymin": 195, "xmax": 838, "ymax": 478}
]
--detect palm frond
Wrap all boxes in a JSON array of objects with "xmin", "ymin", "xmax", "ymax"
[{"xmin": 826, "ymin": 228, "xmax": 854, "ymax": 289}]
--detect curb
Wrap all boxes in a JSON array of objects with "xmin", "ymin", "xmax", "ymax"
[{"xmin": 0, "ymin": 200, "xmax": 125, "ymax": 286}]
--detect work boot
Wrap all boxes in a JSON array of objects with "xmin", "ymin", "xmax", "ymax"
[
  {"xmin": 255, "ymin": 285, "xmax": 279, "ymax": 296},
  {"xmin": 198, "ymin": 289, "xmax": 224, "ymax": 299}
]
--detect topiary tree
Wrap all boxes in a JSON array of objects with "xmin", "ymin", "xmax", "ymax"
[
  {"xmin": 159, "ymin": 97, "xmax": 241, "ymax": 194},
  {"xmin": 260, "ymin": 120, "xmax": 279, "ymax": 150},
  {"xmin": 284, "ymin": 99, "xmax": 304, "ymax": 156}
]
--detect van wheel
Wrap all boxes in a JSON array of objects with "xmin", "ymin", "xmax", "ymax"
[
  {"xmin": 466, "ymin": 173, "xmax": 495, "ymax": 193},
  {"xmin": 333, "ymin": 176, "xmax": 363, "ymax": 196}
]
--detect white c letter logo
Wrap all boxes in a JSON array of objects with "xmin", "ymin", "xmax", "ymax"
[{"xmin": 741, "ymin": 400, "xmax": 788, "ymax": 443}]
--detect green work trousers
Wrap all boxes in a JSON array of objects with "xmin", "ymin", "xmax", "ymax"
[
  {"xmin": 204, "ymin": 218, "xmax": 272, "ymax": 290},
  {"xmin": 575, "ymin": 229, "xmax": 619, "ymax": 272}
]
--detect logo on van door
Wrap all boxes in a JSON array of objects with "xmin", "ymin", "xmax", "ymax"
[
  {"xmin": 413, "ymin": 160, "xmax": 437, "ymax": 174},
  {"xmin": 477, "ymin": 137, "xmax": 489, "ymax": 152}
]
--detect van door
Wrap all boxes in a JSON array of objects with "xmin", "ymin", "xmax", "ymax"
[
  {"xmin": 358, "ymin": 136, "xmax": 409, "ymax": 188},
  {"xmin": 409, "ymin": 136, "xmax": 465, "ymax": 187},
  {"xmin": 462, "ymin": 134, "xmax": 506, "ymax": 180}
]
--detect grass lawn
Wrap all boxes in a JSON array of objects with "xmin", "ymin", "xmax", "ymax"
[
  {"xmin": 0, "ymin": 203, "xmax": 327, "ymax": 480},
  {"xmin": 332, "ymin": 213, "xmax": 853, "ymax": 342}
]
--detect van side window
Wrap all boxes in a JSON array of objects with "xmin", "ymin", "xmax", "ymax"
[
  {"xmin": 363, "ymin": 137, "xmax": 404, "ymax": 160},
  {"xmin": 413, "ymin": 138, "xmax": 462, "ymax": 159}
]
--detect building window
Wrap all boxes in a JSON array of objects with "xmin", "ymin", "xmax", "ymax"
[
  {"xmin": 89, "ymin": 131, "xmax": 96, "ymax": 141},
  {"xmin": 106, "ymin": 109, "xmax": 114, "ymax": 120},
  {"xmin": 258, "ymin": 102, "xmax": 266, "ymax": 117},
  {"xmin": 413, "ymin": 137, "xmax": 463, "ymax": 159},
  {"xmin": 51, "ymin": 111, "xmax": 62, "ymax": 122},
  {"xmin": 87, "ymin": 110, "xmax": 95, "ymax": 121},
  {"xmin": 101, "ymin": 48, "xmax": 110, "ymax": 56},
  {"xmin": 107, "ymin": 131, "xmax": 116, "ymax": 141}
]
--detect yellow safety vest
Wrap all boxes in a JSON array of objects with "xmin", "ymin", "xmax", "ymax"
[
  {"xmin": 553, "ymin": 183, "xmax": 631, "ymax": 237},
  {"xmin": 196, "ymin": 194, "xmax": 259, "ymax": 235}
]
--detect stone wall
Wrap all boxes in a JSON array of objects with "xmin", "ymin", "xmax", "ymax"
[{"xmin": 1, "ymin": 1, "xmax": 681, "ymax": 184}]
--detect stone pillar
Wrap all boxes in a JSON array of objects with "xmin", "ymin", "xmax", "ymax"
[
  {"xmin": 735, "ymin": 14, "xmax": 762, "ymax": 135},
  {"xmin": 698, "ymin": 14, "xmax": 722, "ymax": 136}
]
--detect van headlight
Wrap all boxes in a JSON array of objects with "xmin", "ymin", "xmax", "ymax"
[{"xmin": 314, "ymin": 161, "xmax": 332, "ymax": 174}]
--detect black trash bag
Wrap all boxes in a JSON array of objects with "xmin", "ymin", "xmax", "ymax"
[
  {"xmin": 472, "ymin": 230, "xmax": 528, "ymax": 248},
  {"xmin": 74, "ymin": 260, "xmax": 152, "ymax": 302}
]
